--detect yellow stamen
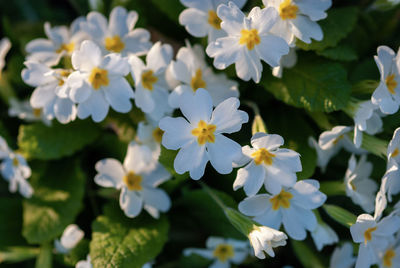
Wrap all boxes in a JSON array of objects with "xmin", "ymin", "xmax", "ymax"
[
  {"xmin": 191, "ymin": 120, "xmax": 216, "ymax": 145},
  {"xmin": 141, "ymin": 70, "xmax": 158, "ymax": 91},
  {"xmin": 33, "ymin": 108, "xmax": 42, "ymax": 118},
  {"xmin": 213, "ymin": 244, "xmax": 234, "ymax": 262},
  {"xmin": 391, "ymin": 148, "xmax": 399, "ymax": 158},
  {"xmin": 270, "ymin": 189, "xmax": 293, "ymax": 210},
  {"xmin": 89, "ymin": 67, "xmax": 109, "ymax": 90},
  {"xmin": 279, "ymin": 0, "xmax": 299, "ymax": 20},
  {"xmin": 190, "ymin": 69, "xmax": 207, "ymax": 91},
  {"xmin": 123, "ymin": 171, "xmax": 143, "ymax": 191},
  {"xmin": 350, "ymin": 181, "xmax": 357, "ymax": 191},
  {"xmin": 364, "ymin": 226, "xmax": 377, "ymax": 244},
  {"xmin": 239, "ymin": 29, "xmax": 260, "ymax": 50},
  {"xmin": 208, "ymin": 10, "xmax": 222, "ymax": 30},
  {"xmin": 333, "ymin": 135, "xmax": 344, "ymax": 145},
  {"xmin": 152, "ymin": 127, "xmax": 164, "ymax": 143},
  {"xmin": 12, "ymin": 157, "xmax": 19, "ymax": 167},
  {"xmin": 58, "ymin": 79, "xmax": 65, "ymax": 86},
  {"xmin": 104, "ymin": 35, "xmax": 125, "ymax": 53},
  {"xmin": 383, "ymin": 249, "xmax": 395, "ymax": 267},
  {"xmin": 386, "ymin": 74, "xmax": 397, "ymax": 94},
  {"xmin": 251, "ymin": 148, "xmax": 276, "ymax": 165},
  {"xmin": 56, "ymin": 42, "xmax": 75, "ymax": 54}
]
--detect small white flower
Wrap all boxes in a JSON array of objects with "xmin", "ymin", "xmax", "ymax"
[
  {"xmin": 329, "ymin": 242, "xmax": 356, "ymax": 268},
  {"xmin": 310, "ymin": 221, "xmax": 338, "ymax": 251},
  {"xmin": 350, "ymin": 213, "xmax": 400, "ymax": 268},
  {"xmin": 381, "ymin": 160, "xmax": 400, "ymax": 203},
  {"xmin": 54, "ymin": 224, "xmax": 84, "ymax": 254},
  {"xmin": 248, "ymin": 225, "xmax": 287, "ymax": 259},
  {"xmin": 376, "ymin": 239, "xmax": 400, "ymax": 268},
  {"xmin": 318, "ymin": 125, "xmax": 365, "ymax": 153},
  {"xmin": 372, "ymin": 46, "xmax": 400, "ymax": 114},
  {"xmin": 136, "ymin": 118, "xmax": 164, "ymax": 162},
  {"xmin": 388, "ymin": 127, "xmax": 400, "ymax": 164},
  {"xmin": 0, "ymin": 37, "xmax": 11, "ymax": 78},
  {"xmin": 26, "ymin": 17, "xmax": 87, "ymax": 66},
  {"xmin": 8, "ymin": 98, "xmax": 52, "ymax": 126},
  {"xmin": 169, "ymin": 41, "xmax": 239, "ymax": 108},
  {"xmin": 142, "ymin": 262, "xmax": 153, "ymax": 268},
  {"xmin": 239, "ymin": 179, "xmax": 326, "ymax": 240},
  {"xmin": 233, "ymin": 132, "xmax": 302, "ymax": 196},
  {"xmin": 159, "ymin": 89, "xmax": 248, "ymax": 180},
  {"xmin": 206, "ymin": 3, "xmax": 289, "ymax": 83},
  {"xmin": 95, "ymin": 142, "xmax": 171, "ymax": 218},
  {"xmin": 263, "ymin": 0, "xmax": 331, "ymax": 45},
  {"xmin": 308, "ymin": 136, "xmax": 338, "ymax": 172},
  {"xmin": 184, "ymin": 236, "xmax": 249, "ymax": 267},
  {"xmin": 76, "ymin": 255, "xmax": 92, "ymax": 268},
  {"xmin": 344, "ymin": 155, "xmax": 378, "ymax": 213},
  {"xmin": 272, "ymin": 47, "xmax": 297, "ymax": 78},
  {"xmin": 128, "ymin": 42, "xmax": 173, "ymax": 120},
  {"xmin": 81, "ymin": 6, "xmax": 151, "ymax": 56},
  {"xmin": 68, "ymin": 40, "xmax": 134, "ymax": 122},
  {"xmin": 179, "ymin": 0, "xmax": 247, "ymax": 43}
]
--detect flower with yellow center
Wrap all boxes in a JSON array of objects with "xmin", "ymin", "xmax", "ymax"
[
  {"xmin": 251, "ymin": 148, "xmax": 275, "ymax": 165},
  {"xmin": 141, "ymin": 70, "xmax": 158, "ymax": 91},
  {"xmin": 88, "ymin": 67, "xmax": 109, "ymax": 90},
  {"xmin": 279, "ymin": 0, "xmax": 298, "ymax": 20},
  {"xmin": 383, "ymin": 248, "xmax": 396, "ymax": 267},
  {"xmin": 208, "ymin": 10, "xmax": 222, "ymax": 30},
  {"xmin": 191, "ymin": 120, "xmax": 217, "ymax": 145},
  {"xmin": 386, "ymin": 74, "xmax": 398, "ymax": 95},
  {"xmin": 363, "ymin": 226, "xmax": 377, "ymax": 244},
  {"xmin": 190, "ymin": 69, "xmax": 207, "ymax": 91},
  {"xmin": 56, "ymin": 42, "xmax": 75, "ymax": 54},
  {"xmin": 270, "ymin": 189, "xmax": 293, "ymax": 210},
  {"xmin": 239, "ymin": 29, "xmax": 261, "ymax": 50},
  {"xmin": 152, "ymin": 128, "xmax": 164, "ymax": 143},
  {"xmin": 12, "ymin": 157, "xmax": 19, "ymax": 167},
  {"xmin": 32, "ymin": 108, "xmax": 42, "ymax": 118},
  {"xmin": 213, "ymin": 244, "xmax": 234, "ymax": 262},
  {"xmin": 104, "ymin": 35, "xmax": 125, "ymax": 53},
  {"xmin": 123, "ymin": 171, "xmax": 143, "ymax": 191}
]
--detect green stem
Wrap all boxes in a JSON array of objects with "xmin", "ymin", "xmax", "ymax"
[
  {"xmin": 198, "ymin": 181, "xmax": 227, "ymax": 210},
  {"xmin": 35, "ymin": 242, "xmax": 52, "ymax": 268}
]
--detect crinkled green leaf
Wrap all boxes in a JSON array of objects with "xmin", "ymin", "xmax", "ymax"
[
  {"xmin": 292, "ymin": 241, "xmax": 325, "ymax": 268},
  {"xmin": 18, "ymin": 120, "xmax": 100, "ymax": 160},
  {"xmin": 90, "ymin": 203, "xmax": 169, "ymax": 268},
  {"xmin": 22, "ymin": 160, "xmax": 85, "ymax": 244},
  {"xmin": 317, "ymin": 45, "xmax": 358, "ymax": 61},
  {"xmin": 323, "ymin": 204, "xmax": 357, "ymax": 227}
]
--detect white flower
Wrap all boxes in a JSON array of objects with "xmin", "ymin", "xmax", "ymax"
[
  {"xmin": 179, "ymin": 0, "xmax": 247, "ymax": 43},
  {"xmin": 272, "ymin": 47, "xmax": 297, "ymax": 78},
  {"xmin": 8, "ymin": 98, "xmax": 52, "ymax": 126},
  {"xmin": 239, "ymin": 179, "xmax": 326, "ymax": 240},
  {"xmin": 248, "ymin": 225, "xmax": 287, "ymax": 259},
  {"xmin": 26, "ymin": 17, "xmax": 87, "ymax": 66},
  {"xmin": 233, "ymin": 132, "xmax": 301, "ymax": 196},
  {"xmin": 318, "ymin": 125, "xmax": 365, "ymax": 153},
  {"xmin": 76, "ymin": 255, "xmax": 92, "ymax": 268},
  {"xmin": 184, "ymin": 236, "xmax": 249, "ymax": 267},
  {"xmin": 381, "ymin": 160, "xmax": 400, "ymax": 203},
  {"xmin": 21, "ymin": 61, "xmax": 77, "ymax": 124},
  {"xmin": 388, "ymin": 127, "xmax": 400, "ymax": 164},
  {"xmin": 159, "ymin": 89, "xmax": 248, "ymax": 180},
  {"xmin": 0, "ymin": 37, "xmax": 11, "ymax": 78},
  {"xmin": 128, "ymin": 42, "xmax": 173, "ymax": 120},
  {"xmin": 206, "ymin": 3, "xmax": 289, "ymax": 83},
  {"xmin": 94, "ymin": 142, "xmax": 171, "ymax": 218},
  {"xmin": 68, "ymin": 40, "xmax": 134, "ymax": 122},
  {"xmin": 81, "ymin": 6, "xmax": 151, "ymax": 56},
  {"xmin": 263, "ymin": 0, "xmax": 331, "ymax": 45},
  {"xmin": 142, "ymin": 262, "xmax": 153, "ymax": 268},
  {"xmin": 329, "ymin": 242, "xmax": 356, "ymax": 268},
  {"xmin": 136, "ymin": 118, "xmax": 164, "ymax": 162},
  {"xmin": 344, "ymin": 155, "xmax": 378, "ymax": 213},
  {"xmin": 372, "ymin": 46, "xmax": 400, "ymax": 114},
  {"xmin": 377, "ymin": 239, "xmax": 400, "ymax": 268},
  {"xmin": 308, "ymin": 136, "xmax": 338, "ymax": 172},
  {"xmin": 54, "ymin": 224, "xmax": 84, "ymax": 254},
  {"xmin": 350, "ymin": 213, "xmax": 400, "ymax": 268},
  {"xmin": 310, "ymin": 221, "xmax": 338, "ymax": 251},
  {"xmin": 168, "ymin": 41, "xmax": 239, "ymax": 108}
]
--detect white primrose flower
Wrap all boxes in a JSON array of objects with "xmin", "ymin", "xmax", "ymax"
[
  {"xmin": 184, "ymin": 236, "xmax": 249, "ymax": 268},
  {"xmin": 136, "ymin": 118, "xmax": 164, "ymax": 162},
  {"xmin": 94, "ymin": 142, "xmax": 171, "ymax": 218},
  {"xmin": 128, "ymin": 42, "xmax": 173, "ymax": 121},
  {"xmin": 68, "ymin": 40, "xmax": 134, "ymax": 122},
  {"xmin": 344, "ymin": 155, "xmax": 378, "ymax": 213},
  {"xmin": 350, "ymin": 213, "xmax": 400, "ymax": 268},
  {"xmin": 76, "ymin": 255, "xmax": 92, "ymax": 268},
  {"xmin": 308, "ymin": 136, "xmax": 338, "ymax": 172},
  {"xmin": 318, "ymin": 125, "xmax": 365, "ymax": 154},
  {"xmin": 8, "ymin": 98, "xmax": 51, "ymax": 126},
  {"xmin": 248, "ymin": 225, "xmax": 287, "ymax": 259},
  {"xmin": 381, "ymin": 160, "xmax": 400, "ymax": 202},
  {"xmin": 388, "ymin": 127, "xmax": 400, "ymax": 164},
  {"xmin": 263, "ymin": 0, "xmax": 332, "ymax": 45},
  {"xmin": 179, "ymin": 0, "xmax": 247, "ymax": 43},
  {"xmin": 54, "ymin": 224, "xmax": 84, "ymax": 254},
  {"xmin": 311, "ymin": 221, "xmax": 338, "ymax": 251},
  {"xmin": 239, "ymin": 179, "xmax": 326, "ymax": 240},
  {"xmin": 272, "ymin": 47, "xmax": 297, "ymax": 78},
  {"xmin": 206, "ymin": 2, "xmax": 290, "ymax": 83},
  {"xmin": 233, "ymin": 132, "xmax": 302, "ymax": 196},
  {"xmin": 372, "ymin": 46, "xmax": 400, "ymax": 114},
  {"xmin": 0, "ymin": 37, "xmax": 11, "ymax": 78},
  {"xmin": 377, "ymin": 239, "xmax": 400, "ymax": 268},
  {"xmin": 26, "ymin": 17, "xmax": 87, "ymax": 66},
  {"xmin": 21, "ymin": 61, "xmax": 77, "ymax": 124},
  {"xmin": 80, "ymin": 6, "xmax": 151, "ymax": 56},
  {"xmin": 159, "ymin": 89, "xmax": 248, "ymax": 180},
  {"xmin": 168, "ymin": 41, "xmax": 239, "ymax": 108},
  {"xmin": 0, "ymin": 136, "xmax": 33, "ymax": 198},
  {"xmin": 329, "ymin": 242, "xmax": 356, "ymax": 268}
]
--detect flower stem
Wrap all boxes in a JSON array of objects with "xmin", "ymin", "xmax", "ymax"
[{"xmin": 198, "ymin": 181, "xmax": 227, "ymax": 210}]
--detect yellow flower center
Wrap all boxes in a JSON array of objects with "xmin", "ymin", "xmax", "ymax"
[
  {"xmin": 364, "ymin": 226, "xmax": 377, "ymax": 244},
  {"xmin": 333, "ymin": 135, "xmax": 344, "ymax": 145},
  {"xmin": 152, "ymin": 127, "xmax": 164, "ymax": 143},
  {"xmin": 190, "ymin": 69, "xmax": 207, "ymax": 91},
  {"xmin": 141, "ymin": 70, "xmax": 158, "ymax": 91},
  {"xmin": 208, "ymin": 10, "xmax": 222, "ymax": 30},
  {"xmin": 270, "ymin": 189, "xmax": 293, "ymax": 210},
  {"xmin": 123, "ymin": 171, "xmax": 143, "ymax": 191},
  {"xmin": 386, "ymin": 74, "xmax": 397, "ymax": 94},
  {"xmin": 349, "ymin": 181, "xmax": 357, "ymax": 191},
  {"xmin": 251, "ymin": 148, "xmax": 276, "ymax": 165},
  {"xmin": 191, "ymin": 120, "xmax": 216, "ymax": 145},
  {"xmin": 213, "ymin": 244, "xmax": 234, "ymax": 262},
  {"xmin": 239, "ymin": 29, "xmax": 260, "ymax": 50},
  {"xmin": 391, "ymin": 148, "xmax": 399, "ymax": 158},
  {"xmin": 104, "ymin": 35, "xmax": 125, "ymax": 53},
  {"xmin": 12, "ymin": 157, "xmax": 19, "ymax": 166},
  {"xmin": 89, "ymin": 67, "xmax": 109, "ymax": 90},
  {"xmin": 279, "ymin": 0, "xmax": 299, "ymax": 20},
  {"xmin": 56, "ymin": 42, "xmax": 75, "ymax": 53},
  {"xmin": 33, "ymin": 108, "xmax": 42, "ymax": 118},
  {"xmin": 383, "ymin": 248, "xmax": 396, "ymax": 267},
  {"xmin": 57, "ymin": 70, "xmax": 71, "ymax": 87}
]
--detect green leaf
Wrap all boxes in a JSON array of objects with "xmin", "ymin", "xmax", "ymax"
[
  {"xmin": 90, "ymin": 203, "xmax": 169, "ymax": 268},
  {"xmin": 22, "ymin": 160, "xmax": 85, "ymax": 244},
  {"xmin": 149, "ymin": 0, "xmax": 183, "ymax": 23},
  {"xmin": 18, "ymin": 120, "xmax": 100, "ymax": 160},
  {"xmin": 323, "ymin": 204, "xmax": 357, "ymax": 227},
  {"xmin": 292, "ymin": 241, "xmax": 325, "ymax": 268},
  {"xmin": 319, "ymin": 181, "xmax": 346, "ymax": 196},
  {"xmin": 316, "ymin": 45, "xmax": 358, "ymax": 61},
  {"xmin": 61, "ymin": 239, "xmax": 90, "ymax": 267},
  {"xmin": 297, "ymin": 7, "xmax": 359, "ymax": 51},
  {"xmin": 0, "ymin": 197, "xmax": 25, "ymax": 247}
]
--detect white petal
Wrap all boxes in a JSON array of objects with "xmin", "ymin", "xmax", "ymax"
[
  {"xmin": 256, "ymin": 35, "xmax": 289, "ymax": 67},
  {"xmin": 290, "ymin": 15, "xmax": 323, "ymax": 43},
  {"xmin": 235, "ymin": 48, "xmax": 262, "ymax": 83},
  {"xmin": 159, "ymin": 117, "xmax": 194, "ymax": 150},
  {"xmin": 103, "ymin": 77, "xmax": 134, "ymax": 113},
  {"xmin": 210, "ymin": 97, "xmax": 248, "ymax": 134},
  {"xmin": 207, "ymin": 134, "xmax": 241, "ymax": 174},
  {"xmin": 174, "ymin": 141, "xmax": 208, "ymax": 180},
  {"xmin": 72, "ymin": 40, "xmax": 102, "ymax": 72},
  {"xmin": 179, "ymin": 8, "xmax": 209, "ymax": 38},
  {"xmin": 123, "ymin": 29, "xmax": 152, "ymax": 56},
  {"xmin": 94, "ymin": 158, "xmax": 124, "ymax": 188},
  {"xmin": 77, "ymin": 90, "xmax": 109, "ymax": 122},
  {"xmin": 109, "ymin": 6, "xmax": 130, "ymax": 37},
  {"xmin": 206, "ymin": 37, "xmax": 241, "ymax": 70},
  {"xmin": 179, "ymin": 88, "xmax": 213, "ymax": 123},
  {"xmin": 119, "ymin": 187, "xmax": 143, "ymax": 218},
  {"xmin": 251, "ymin": 133, "xmax": 284, "ymax": 150},
  {"xmin": 146, "ymin": 42, "xmax": 173, "ymax": 73},
  {"xmin": 142, "ymin": 187, "xmax": 171, "ymax": 213},
  {"xmin": 217, "ymin": 2, "xmax": 245, "ymax": 35},
  {"xmin": 238, "ymin": 194, "xmax": 270, "ymax": 216},
  {"xmin": 101, "ymin": 53, "xmax": 130, "ymax": 76},
  {"xmin": 291, "ymin": 180, "xmax": 326, "ymax": 209}
]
